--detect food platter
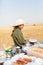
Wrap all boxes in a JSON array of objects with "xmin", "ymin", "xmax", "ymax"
[
  {"xmin": 4, "ymin": 53, "xmax": 43, "ymax": 65},
  {"xmin": 27, "ymin": 47, "xmax": 43, "ymax": 59}
]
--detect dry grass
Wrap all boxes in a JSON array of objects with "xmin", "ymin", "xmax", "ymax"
[{"xmin": 0, "ymin": 24, "xmax": 43, "ymax": 47}]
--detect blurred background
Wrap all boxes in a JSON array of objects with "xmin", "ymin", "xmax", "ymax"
[{"xmin": 0, "ymin": 0, "xmax": 43, "ymax": 26}]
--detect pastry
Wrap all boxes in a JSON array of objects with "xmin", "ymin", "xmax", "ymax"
[{"xmin": 13, "ymin": 57, "xmax": 32, "ymax": 65}]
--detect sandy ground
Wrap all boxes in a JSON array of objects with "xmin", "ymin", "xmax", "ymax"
[{"xmin": 0, "ymin": 24, "xmax": 43, "ymax": 48}]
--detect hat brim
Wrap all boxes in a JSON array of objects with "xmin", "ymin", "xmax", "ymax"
[{"xmin": 12, "ymin": 23, "xmax": 24, "ymax": 27}]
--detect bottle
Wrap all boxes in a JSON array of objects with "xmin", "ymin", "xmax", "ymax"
[{"xmin": 5, "ymin": 48, "xmax": 12, "ymax": 59}]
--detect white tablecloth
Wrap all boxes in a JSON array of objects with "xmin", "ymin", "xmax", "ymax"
[{"xmin": 4, "ymin": 53, "xmax": 43, "ymax": 65}]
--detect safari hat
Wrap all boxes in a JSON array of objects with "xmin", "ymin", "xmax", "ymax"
[{"xmin": 14, "ymin": 19, "xmax": 24, "ymax": 26}]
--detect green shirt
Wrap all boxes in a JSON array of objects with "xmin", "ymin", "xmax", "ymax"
[{"xmin": 12, "ymin": 28, "xmax": 26, "ymax": 47}]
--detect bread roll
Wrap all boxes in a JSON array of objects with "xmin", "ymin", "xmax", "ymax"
[{"xmin": 23, "ymin": 58, "xmax": 32, "ymax": 63}]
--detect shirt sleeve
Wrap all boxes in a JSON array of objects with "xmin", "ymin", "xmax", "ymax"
[
  {"xmin": 15, "ymin": 29, "xmax": 26, "ymax": 45},
  {"xmin": 13, "ymin": 36, "xmax": 22, "ymax": 47}
]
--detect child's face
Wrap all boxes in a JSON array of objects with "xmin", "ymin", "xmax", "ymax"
[{"xmin": 19, "ymin": 24, "xmax": 24, "ymax": 29}]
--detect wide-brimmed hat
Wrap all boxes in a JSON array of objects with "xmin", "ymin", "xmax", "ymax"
[{"xmin": 14, "ymin": 19, "xmax": 24, "ymax": 26}]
